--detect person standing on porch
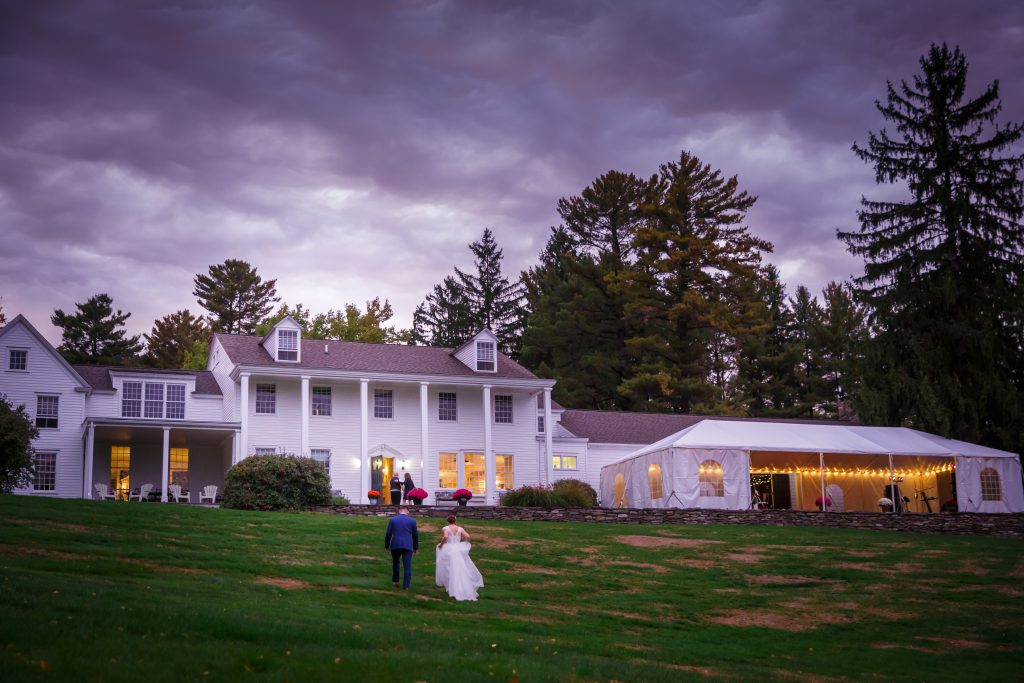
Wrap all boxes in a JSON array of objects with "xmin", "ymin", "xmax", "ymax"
[
  {"xmin": 389, "ymin": 473, "xmax": 402, "ymax": 506},
  {"xmin": 402, "ymin": 472, "xmax": 415, "ymax": 503}
]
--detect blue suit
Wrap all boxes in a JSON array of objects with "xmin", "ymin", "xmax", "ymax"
[{"xmin": 384, "ymin": 513, "xmax": 419, "ymax": 588}]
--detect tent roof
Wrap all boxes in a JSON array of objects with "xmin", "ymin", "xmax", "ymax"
[{"xmin": 604, "ymin": 419, "xmax": 1018, "ymax": 470}]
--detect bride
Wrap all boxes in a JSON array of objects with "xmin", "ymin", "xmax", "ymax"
[{"xmin": 435, "ymin": 515, "xmax": 484, "ymax": 601}]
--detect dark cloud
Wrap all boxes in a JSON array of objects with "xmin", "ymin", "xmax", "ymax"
[{"xmin": 1, "ymin": 0, "xmax": 1021, "ymax": 341}]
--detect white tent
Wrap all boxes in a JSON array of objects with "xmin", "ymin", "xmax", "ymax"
[{"xmin": 599, "ymin": 420, "xmax": 1023, "ymax": 513}]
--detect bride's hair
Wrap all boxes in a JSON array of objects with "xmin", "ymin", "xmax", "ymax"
[{"xmin": 446, "ymin": 515, "xmax": 457, "ymax": 524}]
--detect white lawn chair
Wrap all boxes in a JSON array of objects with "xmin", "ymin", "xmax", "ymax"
[
  {"xmin": 129, "ymin": 483, "xmax": 154, "ymax": 502},
  {"xmin": 199, "ymin": 485, "xmax": 218, "ymax": 504},
  {"xmin": 168, "ymin": 484, "xmax": 189, "ymax": 503},
  {"xmin": 94, "ymin": 483, "xmax": 115, "ymax": 500}
]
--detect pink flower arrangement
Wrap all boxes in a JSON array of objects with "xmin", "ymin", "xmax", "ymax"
[
  {"xmin": 406, "ymin": 488, "xmax": 428, "ymax": 501},
  {"xmin": 453, "ymin": 488, "xmax": 473, "ymax": 501},
  {"xmin": 815, "ymin": 495, "xmax": 832, "ymax": 509}
]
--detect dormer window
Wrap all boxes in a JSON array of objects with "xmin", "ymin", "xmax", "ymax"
[
  {"xmin": 278, "ymin": 330, "xmax": 299, "ymax": 362},
  {"xmin": 476, "ymin": 341, "xmax": 495, "ymax": 372}
]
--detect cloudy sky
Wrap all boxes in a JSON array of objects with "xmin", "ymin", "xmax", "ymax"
[{"xmin": 2, "ymin": 0, "xmax": 1022, "ymax": 344}]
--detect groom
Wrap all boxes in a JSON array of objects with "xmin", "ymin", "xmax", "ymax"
[{"xmin": 384, "ymin": 505, "xmax": 419, "ymax": 590}]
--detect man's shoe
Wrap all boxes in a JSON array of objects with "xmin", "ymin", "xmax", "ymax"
[{"xmin": 392, "ymin": 582, "xmax": 399, "ymax": 588}]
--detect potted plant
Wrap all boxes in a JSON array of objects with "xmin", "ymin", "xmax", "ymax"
[
  {"xmin": 406, "ymin": 488, "xmax": 428, "ymax": 506},
  {"xmin": 815, "ymin": 495, "xmax": 832, "ymax": 511},
  {"xmin": 367, "ymin": 490, "xmax": 381, "ymax": 505},
  {"xmin": 878, "ymin": 497, "xmax": 893, "ymax": 512},
  {"xmin": 453, "ymin": 488, "xmax": 473, "ymax": 506}
]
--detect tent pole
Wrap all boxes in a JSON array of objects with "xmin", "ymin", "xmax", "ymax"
[
  {"xmin": 819, "ymin": 452, "xmax": 826, "ymax": 513},
  {"xmin": 888, "ymin": 453, "xmax": 895, "ymax": 514}
]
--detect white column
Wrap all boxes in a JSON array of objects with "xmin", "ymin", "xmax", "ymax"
[
  {"xmin": 419, "ymin": 382, "xmax": 429, "ymax": 496},
  {"xmin": 483, "ymin": 385, "xmax": 494, "ymax": 504},
  {"xmin": 83, "ymin": 423, "xmax": 95, "ymax": 498},
  {"xmin": 360, "ymin": 379, "xmax": 369, "ymax": 503},
  {"xmin": 161, "ymin": 427, "xmax": 170, "ymax": 503},
  {"xmin": 544, "ymin": 388, "xmax": 554, "ymax": 486},
  {"xmin": 240, "ymin": 373, "xmax": 250, "ymax": 460},
  {"xmin": 233, "ymin": 429, "xmax": 241, "ymax": 465},
  {"xmin": 818, "ymin": 452, "xmax": 826, "ymax": 513},
  {"xmin": 300, "ymin": 375, "xmax": 310, "ymax": 457}
]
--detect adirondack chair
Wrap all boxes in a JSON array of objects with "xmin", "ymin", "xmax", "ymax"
[
  {"xmin": 168, "ymin": 484, "xmax": 189, "ymax": 503},
  {"xmin": 199, "ymin": 485, "xmax": 218, "ymax": 504},
  {"xmin": 129, "ymin": 483, "xmax": 154, "ymax": 501},
  {"xmin": 94, "ymin": 483, "xmax": 115, "ymax": 500}
]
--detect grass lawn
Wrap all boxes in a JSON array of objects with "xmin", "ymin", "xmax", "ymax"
[{"xmin": 1, "ymin": 497, "xmax": 1022, "ymax": 682}]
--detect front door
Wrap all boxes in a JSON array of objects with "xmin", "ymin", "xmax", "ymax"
[
  {"xmin": 371, "ymin": 456, "xmax": 396, "ymax": 503},
  {"xmin": 110, "ymin": 446, "xmax": 131, "ymax": 501}
]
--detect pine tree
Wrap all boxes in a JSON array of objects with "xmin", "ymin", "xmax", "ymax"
[
  {"xmin": 143, "ymin": 310, "xmax": 209, "ymax": 369},
  {"xmin": 814, "ymin": 282, "xmax": 867, "ymax": 419},
  {"xmin": 838, "ymin": 44, "xmax": 1024, "ymax": 450},
  {"xmin": 193, "ymin": 259, "xmax": 279, "ymax": 335},
  {"xmin": 789, "ymin": 286, "xmax": 828, "ymax": 414},
  {"xmin": 411, "ymin": 276, "xmax": 475, "ymax": 349},
  {"xmin": 51, "ymin": 293, "xmax": 143, "ymax": 365}
]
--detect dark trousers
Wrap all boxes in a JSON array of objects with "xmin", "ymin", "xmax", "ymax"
[
  {"xmin": 391, "ymin": 549, "xmax": 412, "ymax": 588},
  {"xmin": 390, "ymin": 489, "xmax": 402, "ymax": 504}
]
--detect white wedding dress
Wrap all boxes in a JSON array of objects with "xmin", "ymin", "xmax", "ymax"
[{"xmin": 435, "ymin": 525, "xmax": 484, "ymax": 601}]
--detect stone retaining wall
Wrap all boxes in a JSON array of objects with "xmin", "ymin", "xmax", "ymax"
[{"xmin": 312, "ymin": 504, "xmax": 1024, "ymax": 538}]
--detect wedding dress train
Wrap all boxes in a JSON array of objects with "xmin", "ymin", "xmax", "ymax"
[{"xmin": 435, "ymin": 525, "xmax": 484, "ymax": 601}]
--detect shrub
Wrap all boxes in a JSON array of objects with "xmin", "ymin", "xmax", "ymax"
[
  {"xmin": 553, "ymin": 478, "xmax": 598, "ymax": 508},
  {"xmin": 222, "ymin": 455, "xmax": 331, "ymax": 511},
  {"xmin": 500, "ymin": 485, "xmax": 563, "ymax": 508},
  {"xmin": 0, "ymin": 394, "xmax": 38, "ymax": 494},
  {"xmin": 331, "ymin": 494, "xmax": 350, "ymax": 505}
]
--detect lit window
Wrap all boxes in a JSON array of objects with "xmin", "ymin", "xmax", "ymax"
[
  {"xmin": 166, "ymin": 384, "xmax": 185, "ymax": 420},
  {"xmin": 144, "ymin": 383, "xmax": 164, "ymax": 419},
  {"xmin": 110, "ymin": 446, "xmax": 131, "ymax": 500},
  {"xmin": 374, "ymin": 389, "xmax": 393, "ymax": 419},
  {"xmin": 278, "ymin": 329, "xmax": 298, "ymax": 361},
  {"xmin": 121, "ymin": 382, "xmax": 142, "ymax": 417},
  {"xmin": 537, "ymin": 415, "xmax": 545, "ymax": 433},
  {"xmin": 552, "ymin": 455, "xmax": 578, "ymax": 470},
  {"xmin": 980, "ymin": 468, "xmax": 1002, "ymax": 502},
  {"xmin": 496, "ymin": 454, "xmax": 513, "ymax": 490},
  {"xmin": 255, "ymin": 384, "xmax": 276, "ymax": 414},
  {"xmin": 35, "ymin": 395, "xmax": 59, "ymax": 429},
  {"xmin": 33, "ymin": 452, "xmax": 56, "ymax": 491},
  {"xmin": 311, "ymin": 448, "xmax": 331, "ymax": 475},
  {"xmin": 494, "ymin": 395, "xmax": 513, "ymax": 424},
  {"xmin": 9, "ymin": 349, "xmax": 27, "ymax": 371},
  {"xmin": 648, "ymin": 463, "xmax": 664, "ymax": 500},
  {"xmin": 312, "ymin": 386, "xmax": 331, "ymax": 416},
  {"xmin": 254, "ymin": 447, "xmax": 276, "ymax": 456},
  {"xmin": 465, "ymin": 453, "xmax": 485, "ymax": 494},
  {"xmin": 699, "ymin": 460, "xmax": 724, "ymax": 497},
  {"xmin": 169, "ymin": 448, "xmax": 189, "ymax": 489},
  {"xmin": 438, "ymin": 391, "xmax": 457, "ymax": 421},
  {"xmin": 476, "ymin": 341, "xmax": 495, "ymax": 372},
  {"xmin": 438, "ymin": 453, "xmax": 457, "ymax": 489},
  {"xmin": 613, "ymin": 473, "xmax": 627, "ymax": 508}
]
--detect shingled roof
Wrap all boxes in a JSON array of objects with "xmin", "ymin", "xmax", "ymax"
[
  {"xmin": 558, "ymin": 409, "xmax": 848, "ymax": 444},
  {"xmin": 214, "ymin": 334, "xmax": 539, "ymax": 381},
  {"xmin": 72, "ymin": 365, "xmax": 223, "ymax": 396}
]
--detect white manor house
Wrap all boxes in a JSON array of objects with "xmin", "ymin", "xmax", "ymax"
[{"xmin": 3, "ymin": 313, "xmax": 1022, "ymax": 512}]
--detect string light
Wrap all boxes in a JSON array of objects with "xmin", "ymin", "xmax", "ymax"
[{"xmin": 747, "ymin": 462, "xmax": 954, "ymax": 477}]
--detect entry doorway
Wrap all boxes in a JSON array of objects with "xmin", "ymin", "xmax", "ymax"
[
  {"xmin": 110, "ymin": 446, "xmax": 131, "ymax": 500},
  {"xmin": 371, "ymin": 455, "xmax": 397, "ymax": 504}
]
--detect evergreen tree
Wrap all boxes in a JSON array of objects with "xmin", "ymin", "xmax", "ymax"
[
  {"xmin": 411, "ymin": 277, "xmax": 475, "ymax": 349},
  {"xmin": 789, "ymin": 285, "xmax": 828, "ymax": 414},
  {"xmin": 814, "ymin": 282, "xmax": 868, "ymax": 419},
  {"xmin": 193, "ymin": 259, "xmax": 279, "ymax": 335},
  {"xmin": 51, "ymin": 293, "xmax": 143, "ymax": 365},
  {"xmin": 181, "ymin": 340, "xmax": 209, "ymax": 371},
  {"xmin": 838, "ymin": 44, "xmax": 1024, "ymax": 451},
  {"xmin": 143, "ymin": 310, "xmax": 209, "ymax": 369},
  {"xmin": 0, "ymin": 394, "xmax": 38, "ymax": 493}
]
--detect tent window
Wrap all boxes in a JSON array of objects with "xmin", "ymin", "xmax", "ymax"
[
  {"xmin": 613, "ymin": 473, "xmax": 627, "ymax": 508},
  {"xmin": 980, "ymin": 468, "xmax": 1002, "ymax": 501},
  {"xmin": 647, "ymin": 463, "xmax": 663, "ymax": 500},
  {"xmin": 699, "ymin": 460, "xmax": 724, "ymax": 497}
]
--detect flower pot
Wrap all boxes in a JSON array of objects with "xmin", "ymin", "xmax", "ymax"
[
  {"xmin": 412, "ymin": 499, "xmax": 423, "ymax": 506},
  {"xmin": 368, "ymin": 498, "xmax": 379, "ymax": 506},
  {"xmin": 456, "ymin": 498, "xmax": 468, "ymax": 507}
]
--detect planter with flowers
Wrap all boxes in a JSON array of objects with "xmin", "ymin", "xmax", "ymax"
[
  {"xmin": 453, "ymin": 488, "xmax": 473, "ymax": 506},
  {"xmin": 815, "ymin": 495, "xmax": 832, "ymax": 511},
  {"xmin": 406, "ymin": 488, "xmax": 428, "ymax": 506},
  {"xmin": 367, "ymin": 490, "xmax": 381, "ymax": 506}
]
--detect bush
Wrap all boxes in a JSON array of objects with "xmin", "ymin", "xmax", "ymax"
[
  {"xmin": 222, "ymin": 455, "xmax": 331, "ymax": 511},
  {"xmin": 0, "ymin": 394, "xmax": 38, "ymax": 494},
  {"xmin": 331, "ymin": 494, "xmax": 350, "ymax": 505},
  {"xmin": 553, "ymin": 478, "xmax": 598, "ymax": 508},
  {"xmin": 500, "ymin": 485, "xmax": 563, "ymax": 508}
]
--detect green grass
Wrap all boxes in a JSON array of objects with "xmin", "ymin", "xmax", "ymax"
[{"xmin": 1, "ymin": 497, "xmax": 1022, "ymax": 682}]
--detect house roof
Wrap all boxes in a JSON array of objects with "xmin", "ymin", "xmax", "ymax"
[
  {"xmin": 214, "ymin": 334, "xmax": 539, "ymax": 381},
  {"xmin": 72, "ymin": 365, "xmax": 223, "ymax": 396},
  {"xmin": 0, "ymin": 315, "xmax": 92, "ymax": 391},
  {"xmin": 559, "ymin": 409, "xmax": 848, "ymax": 445}
]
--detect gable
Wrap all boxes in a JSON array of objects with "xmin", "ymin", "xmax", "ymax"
[
  {"xmin": 452, "ymin": 329, "xmax": 499, "ymax": 373},
  {"xmin": 0, "ymin": 315, "xmax": 91, "ymax": 391}
]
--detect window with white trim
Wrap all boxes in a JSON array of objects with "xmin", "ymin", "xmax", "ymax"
[
  {"xmin": 476, "ymin": 341, "xmax": 495, "ymax": 372},
  {"xmin": 254, "ymin": 447, "xmax": 277, "ymax": 456},
  {"xmin": 121, "ymin": 381, "xmax": 185, "ymax": 419},
  {"xmin": 166, "ymin": 384, "xmax": 185, "ymax": 420},
  {"xmin": 648, "ymin": 463, "xmax": 664, "ymax": 500},
  {"xmin": 170, "ymin": 447, "xmax": 189, "ymax": 488},
  {"xmin": 33, "ymin": 452, "xmax": 56, "ymax": 491},
  {"xmin": 122, "ymin": 382, "xmax": 142, "ymax": 417},
  {"xmin": 537, "ymin": 415, "xmax": 545, "ymax": 433},
  {"xmin": 277, "ymin": 329, "xmax": 299, "ymax": 361},
  {"xmin": 255, "ymin": 384, "xmax": 276, "ymax": 414},
  {"xmin": 438, "ymin": 391, "xmax": 457, "ymax": 421},
  {"xmin": 374, "ymin": 389, "xmax": 393, "ymax": 419},
  {"xmin": 980, "ymin": 468, "xmax": 1002, "ymax": 502},
  {"xmin": 311, "ymin": 448, "xmax": 331, "ymax": 475},
  {"xmin": 552, "ymin": 455, "xmax": 578, "ymax": 470},
  {"xmin": 494, "ymin": 394, "xmax": 513, "ymax": 424},
  {"xmin": 144, "ymin": 383, "xmax": 164, "ymax": 418},
  {"xmin": 699, "ymin": 460, "xmax": 724, "ymax": 497},
  {"xmin": 8, "ymin": 349, "xmax": 27, "ymax": 370},
  {"xmin": 312, "ymin": 386, "xmax": 331, "ymax": 416},
  {"xmin": 438, "ymin": 453, "xmax": 457, "ymax": 489},
  {"xmin": 35, "ymin": 395, "xmax": 59, "ymax": 429},
  {"xmin": 496, "ymin": 454, "xmax": 513, "ymax": 490}
]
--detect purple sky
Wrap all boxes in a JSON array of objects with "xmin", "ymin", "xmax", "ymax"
[{"xmin": 2, "ymin": 1, "xmax": 1022, "ymax": 345}]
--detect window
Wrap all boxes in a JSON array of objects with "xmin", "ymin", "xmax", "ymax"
[
  {"xmin": 254, "ymin": 447, "xmax": 277, "ymax": 456},
  {"xmin": 496, "ymin": 454, "xmax": 513, "ymax": 490},
  {"xmin": 110, "ymin": 446, "xmax": 131, "ymax": 500},
  {"xmin": 494, "ymin": 395, "xmax": 513, "ymax": 424},
  {"xmin": 476, "ymin": 341, "xmax": 495, "ymax": 372},
  {"xmin": 311, "ymin": 448, "xmax": 331, "ymax": 476},
  {"xmin": 8, "ymin": 349, "xmax": 27, "ymax": 371},
  {"xmin": 169, "ymin": 448, "xmax": 189, "ymax": 489},
  {"xmin": 166, "ymin": 384, "xmax": 185, "ymax": 420},
  {"xmin": 121, "ymin": 382, "xmax": 142, "ymax": 417},
  {"xmin": 699, "ymin": 459, "xmax": 724, "ymax": 497},
  {"xmin": 613, "ymin": 473, "xmax": 627, "ymax": 508},
  {"xmin": 552, "ymin": 455, "xmax": 578, "ymax": 470},
  {"xmin": 33, "ymin": 452, "xmax": 56, "ymax": 491},
  {"xmin": 277, "ymin": 329, "xmax": 298, "ymax": 361},
  {"xmin": 35, "ymin": 395, "xmax": 58, "ymax": 429},
  {"xmin": 465, "ymin": 453, "xmax": 485, "ymax": 495},
  {"xmin": 438, "ymin": 392, "xmax": 457, "ymax": 422},
  {"xmin": 438, "ymin": 453, "xmax": 457, "ymax": 489},
  {"xmin": 374, "ymin": 389, "xmax": 393, "ymax": 419},
  {"xmin": 648, "ymin": 463, "xmax": 664, "ymax": 500},
  {"xmin": 537, "ymin": 415, "xmax": 545, "ymax": 433},
  {"xmin": 144, "ymin": 383, "xmax": 164, "ymax": 418},
  {"xmin": 255, "ymin": 384, "xmax": 276, "ymax": 414},
  {"xmin": 312, "ymin": 386, "xmax": 332, "ymax": 416},
  {"xmin": 980, "ymin": 468, "xmax": 1002, "ymax": 502}
]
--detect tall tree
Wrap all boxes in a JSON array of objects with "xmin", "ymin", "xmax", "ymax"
[
  {"xmin": 257, "ymin": 300, "xmax": 410, "ymax": 344},
  {"xmin": 193, "ymin": 259, "xmax": 279, "ymax": 335},
  {"xmin": 51, "ymin": 293, "xmax": 143, "ymax": 365},
  {"xmin": 0, "ymin": 394, "xmax": 38, "ymax": 493},
  {"xmin": 838, "ymin": 44, "xmax": 1024, "ymax": 451},
  {"xmin": 143, "ymin": 310, "xmax": 209, "ymax": 369},
  {"xmin": 814, "ymin": 282, "xmax": 868, "ymax": 420}
]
